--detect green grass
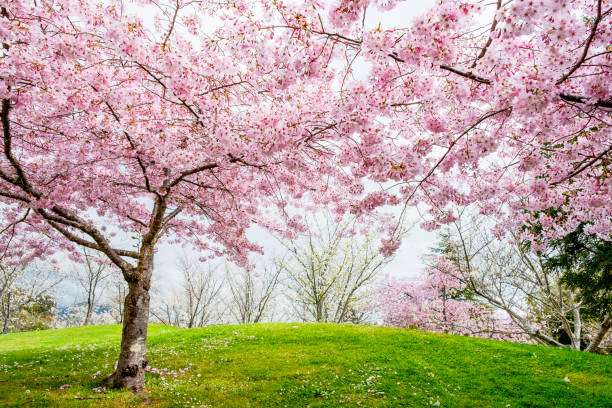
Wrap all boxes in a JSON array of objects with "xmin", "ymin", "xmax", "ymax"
[{"xmin": 0, "ymin": 323, "xmax": 610, "ymax": 407}]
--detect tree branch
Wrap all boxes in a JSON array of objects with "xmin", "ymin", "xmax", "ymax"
[
  {"xmin": 167, "ymin": 162, "xmax": 218, "ymax": 189},
  {"xmin": 46, "ymin": 220, "xmax": 138, "ymax": 259},
  {"xmin": 585, "ymin": 312, "xmax": 612, "ymax": 352},
  {"xmin": 551, "ymin": 144, "xmax": 612, "ymax": 185},
  {"xmin": 439, "ymin": 65, "xmax": 492, "ymax": 84},
  {"xmin": 2, "ymin": 98, "xmax": 137, "ymax": 272},
  {"xmin": 557, "ymin": 0, "xmax": 604, "ymax": 85},
  {"xmin": 95, "ymin": 92, "xmax": 153, "ymax": 193},
  {"xmin": 438, "ymin": 66, "xmax": 612, "ymax": 108},
  {"xmin": 470, "ymin": 0, "xmax": 501, "ymax": 68},
  {"xmin": 559, "ymin": 93, "xmax": 612, "ymax": 109},
  {"xmin": 161, "ymin": 0, "xmax": 180, "ymax": 50},
  {"xmin": 2, "ymin": 100, "xmax": 33, "ymax": 190}
]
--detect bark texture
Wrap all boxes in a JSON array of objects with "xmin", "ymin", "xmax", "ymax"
[
  {"xmin": 102, "ymin": 255, "xmax": 153, "ymax": 392},
  {"xmin": 1, "ymin": 291, "xmax": 10, "ymax": 334},
  {"xmin": 586, "ymin": 313, "xmax": 612, "ymax": 353}
]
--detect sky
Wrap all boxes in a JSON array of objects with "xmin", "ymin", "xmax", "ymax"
[{"xmin": 56, "ymin": 0, "xmax": 440, "ymax": 306}]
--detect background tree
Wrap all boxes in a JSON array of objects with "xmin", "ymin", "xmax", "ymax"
[
  {"xmin": 0, "ymin": 262, "xmax": 25, "ymax": 332},
  {"xmin": 67, "ymin": 249, "xmax": 114, "ymax": 326},
  {"xmin": 226, "ymin": 262, "xmax": 282, "ymax": 324},
  {"xmin": 1, "ymin": 266, "xmax": 62, "ymax": 333},
  {"xmin": 108, "ymin": 274, "xmax": 128, "ymax": 324},
  {"xmin": 10, "ymin": 292, "xmax": 56, "ymax": 332},
  {"xmin": 280, "ymin": 213, "xmax": 398, "ymax": 324},
  {"xmin": 178, "ymin": 258, "xmax": 223, "ymax": 328},
  {"xmin": 378, "ymin": 266, "xmax": 528, "ymax": 342},
  {"xmin": 544, "ymin": 224, "xmax": 611, "ymax": 352},
  {"xmin": 149, "ymin": 289, "xmax": 183, "ymax": 328},
  {"xmin": 440, "ymin": 214, "xmax": 610, "ymax": 352},
  {"xmin": 150, "ymin": 258, "xmax": 223, "ymax": 328},
  {"xmin": 151, "ymin": 292, "xmax": 184, "ymax": 327}
]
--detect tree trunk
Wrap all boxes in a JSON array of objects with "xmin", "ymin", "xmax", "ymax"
[
  {"xmin": 102, "ymin": 256, "xmax": 153, "ymax": 392},
  {"xmin": 116, "ymin": 283, "xmax": 125, "ymax": 324},
  {"xmin": 84, "ymin": 300, "xmax": 93, "ymax": 326},
  {"xmin": 586, "ymin": 312, "xmax": 612, "ymax": 353},
  {"xmin": 2, "ymin": 292, "xmax": 11, "ymax": 334},
  {"xmin": 572, "ymin": 307, "xmax": 582, "ymax": 351}
]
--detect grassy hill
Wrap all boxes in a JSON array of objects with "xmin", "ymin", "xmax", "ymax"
[{"xmin": 0, "ymin": 323, "xmax": 610, "ymax": 407}]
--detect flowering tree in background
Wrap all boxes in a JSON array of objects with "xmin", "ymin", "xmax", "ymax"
[
  {"xmin": 378, "ymin": 265, "xmax": 528, "ymax": 342},
  {"xmin": 379, "ymin": 208, "xmax": 610, "ymax": 350},
  {"xmin": 280, "ymin": 212, "xmax": 399, "ymax": 324}
]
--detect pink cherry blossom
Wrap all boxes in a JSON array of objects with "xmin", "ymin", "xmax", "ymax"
[{"xmin": 377, "ymin": 265, "xmax": 530, "ymax": 342}]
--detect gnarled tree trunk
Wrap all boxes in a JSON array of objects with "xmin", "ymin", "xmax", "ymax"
[{"xmin": 103, "ymin": 253, "xmax": 153, "ymax": 392}]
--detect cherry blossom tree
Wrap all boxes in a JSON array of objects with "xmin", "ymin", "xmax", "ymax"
[
  {"xmin": 378, "ymin": 266, "xmax": 529, "ymax": 342},
  {"xmin": 2, "ymin": 0, "xmax": 610, "ymax": 391},
  {"xmin": 0, "ymin": 0, "xmax": 371, "ymax": 390}
]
